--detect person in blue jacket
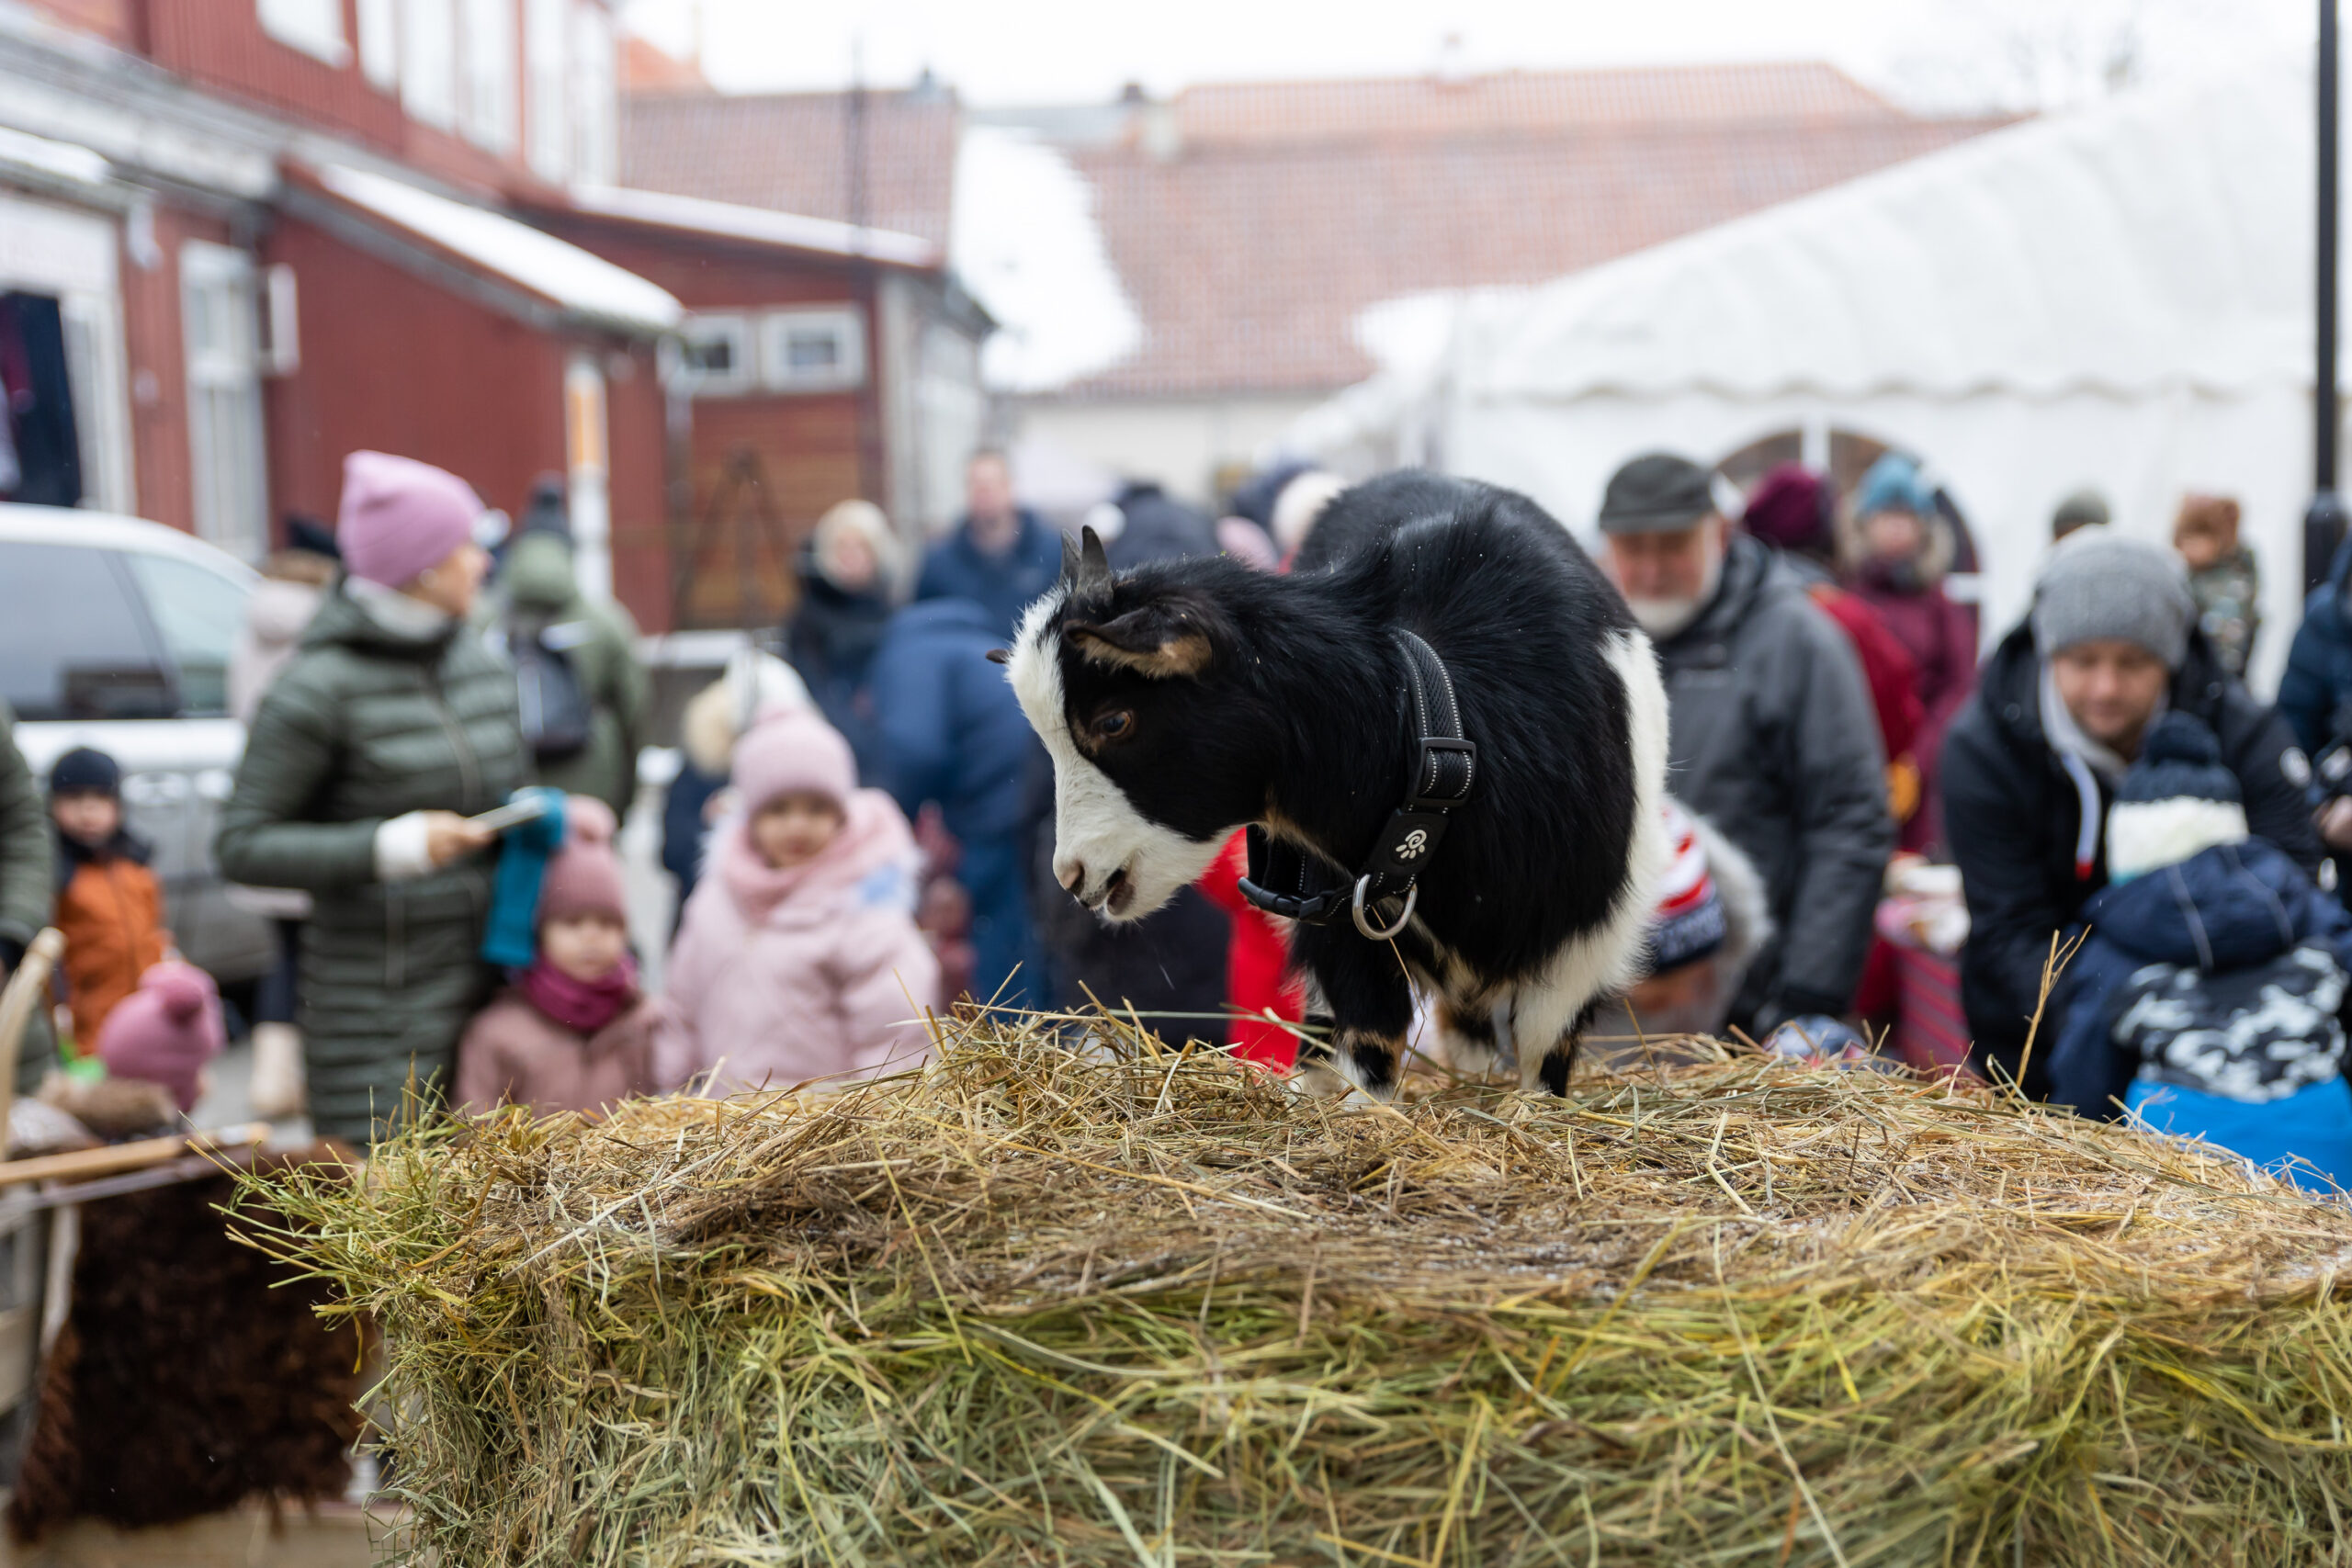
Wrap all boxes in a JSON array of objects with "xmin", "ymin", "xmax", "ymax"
[
  {"xmin": 870, "ymin": 596, "xmax": 1050, "ymax": 1010},
  {"xmin": 2279, "ymin": 529, "xmax": 2352, "ymax": 761},
  {"xmin": 912, "ymin": 450, "xmax": 1065, "ymax": 641},
  {"xmin": 2048, "ymin": 712, "xmax": 2352, "ymax": 1191}
]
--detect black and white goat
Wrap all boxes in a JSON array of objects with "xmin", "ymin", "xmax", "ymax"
[{"xmin": 1004, "ymin": 471, "xmax": 1669, "ymax": 1098}]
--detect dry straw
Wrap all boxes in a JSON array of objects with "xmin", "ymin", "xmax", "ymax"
[{"xmin": 238, "ymin": 1009, "xmax": 2352, "ymax": 1566}]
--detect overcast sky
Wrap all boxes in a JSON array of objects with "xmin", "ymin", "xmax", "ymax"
[{"xmin": 621, "ymin": 0, "xmax": 2310, "ymax": 111}]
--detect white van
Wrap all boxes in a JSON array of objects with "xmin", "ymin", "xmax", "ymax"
[{"xmin": 0, "ymin": 505, "xmax": 273, "ymax": 984}]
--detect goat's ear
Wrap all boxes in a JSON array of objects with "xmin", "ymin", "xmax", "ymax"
[
  {"xmin": 984, "ymin": 647, "xmax": 1011, "ymax": 666},
  {"xmin": 1077, "ymin": 525, "xmax": 1114, "ymax": 596},
  {"xmin": 1067, "ymin": 595, "xmax": 1220, "ymax": 680}
]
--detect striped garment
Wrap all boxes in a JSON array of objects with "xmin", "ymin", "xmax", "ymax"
[{"xmin": 1646, "ymin": 800, "xmax": 1727, "ymax": 974}]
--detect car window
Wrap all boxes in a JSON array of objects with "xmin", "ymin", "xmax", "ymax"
[
  {"xmin": 122, "ymin": 551, "xmax": 250, "ymax": 719},
  {"xmin": 0, "ymin": 542, "xmax": 174, "ymax": 719}
]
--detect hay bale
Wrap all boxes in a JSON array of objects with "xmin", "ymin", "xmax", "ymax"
[{"xmin": 244, "ymin": 1010, "xmax": 2352, "ymax": 1567}]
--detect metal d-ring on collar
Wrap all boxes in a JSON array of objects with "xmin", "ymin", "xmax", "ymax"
[
  {"xmin": 1237, "ymin": 628, "xmax": 1476, "ymax": 941},
  {"xmin": 1351, "ymin": 876, "xmax": 1418, "ymax": 941}
]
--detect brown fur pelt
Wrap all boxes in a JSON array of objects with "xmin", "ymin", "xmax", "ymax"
[
  {"xmin": 6, "ymin": 1147, "xmax": 364, "ymax": 1540},
  {"xmin": 37, "ymin": 1075, "xmax": 178, "ymax": 1142}
]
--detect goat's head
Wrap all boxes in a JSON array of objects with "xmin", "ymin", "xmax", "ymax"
[{"xmin": 1002, "ymin": 527, "xmax": 1269, "ymax": 920}]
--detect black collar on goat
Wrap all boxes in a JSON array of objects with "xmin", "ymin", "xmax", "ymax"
[
  {"xmin": 1237, "ymin": 626, "xmax": 1477, "ymax": 940},
  {"xmin": 1004, "ymin": 471, "xmax": 1670, "ymax": 1100}
]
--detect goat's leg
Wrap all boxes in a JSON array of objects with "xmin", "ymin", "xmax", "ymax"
[
  {"xmin": 1432, "ymin": 989, "xmax": 1508, "ymax": 1078},
  {"xmin": 1528, "ymin": 997, "xmax": 1608, "ymax": 1097},
  {"xmin": 1290, "ymin": 926, "xmax": 1415, "ymax": 1100}
]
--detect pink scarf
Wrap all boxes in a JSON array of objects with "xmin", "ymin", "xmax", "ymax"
[{"xmin": 518, "ymin": 953, "xmax": 639, "ymax": 1035}]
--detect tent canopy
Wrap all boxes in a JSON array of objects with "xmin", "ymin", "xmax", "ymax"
[{"xmin": 1290, "ymin": 55, "xmax": 2331, "ymax": 693}]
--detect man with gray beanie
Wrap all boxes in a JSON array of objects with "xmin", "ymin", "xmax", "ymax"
[
  {"xmin": 1941, "ymin": 527, "xmax": 2323, "ymax": 1097},
  {"xmin": 1594, "ymin": 451, "xmax": 1894, "ymax": 1036}
]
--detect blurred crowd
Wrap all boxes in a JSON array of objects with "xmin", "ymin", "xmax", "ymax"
[{"xmin": 2, "ymin": 437, "xmax": 2349, "ymax": 1198}]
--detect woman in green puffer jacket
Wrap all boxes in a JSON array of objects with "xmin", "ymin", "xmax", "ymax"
[{"xmin": 217, "ymin": 452, "xmax": 527, "ymax": 1145}]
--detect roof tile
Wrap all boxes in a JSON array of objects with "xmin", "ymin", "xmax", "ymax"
[
  {"xmin": 1169, "ymin": 62, "xmax": 1905, "ymax": 144},
  {"xmin": 1065, "ymin": 77, "xmax": 2008, "ymax": 396},
  {"xmin": 620, "ymin": 90, "xmax": 958, "ymax": 249}
]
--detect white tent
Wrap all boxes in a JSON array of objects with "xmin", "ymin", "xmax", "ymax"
[{"xmin": 1287, "ymin": 56, "xmax": 2326, "ymax": 693}]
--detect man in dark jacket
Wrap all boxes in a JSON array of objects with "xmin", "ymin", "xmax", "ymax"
[
  {"xmin": 1102, "ymin": 480, "xmax": 1217, "ymax": 570},
  {"xmin": 913, "ymin": 450, "xmax": 1064, "ymax": 641},
  {"xmin": 1598, "ymin": 453, "xmax": 1895, "ymax": 1035},
  {"xmin": 1942, "ymin": 529, "xmax": 2323, "ymax": 1096},
  {"xmin": 871, "ymin": 598, "xmax": 1050, "ymax": 1010},
  {"xmin": 2279, "ymin": 531, "xmax": 2352, "ymax": 762}
]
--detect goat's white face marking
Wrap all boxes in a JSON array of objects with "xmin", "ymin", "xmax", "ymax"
[{"xmin": 1007, "ymin": 591, "xmax": 1223, "ymax": 921}]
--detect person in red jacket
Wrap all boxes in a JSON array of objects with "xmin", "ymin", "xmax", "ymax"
[
  {"xmin": 1847, "ymin": 453, "xmax": 1978, "ymax": 853},
  {"xmin": 1196, "ymin": 832, "xmax": 1305, "ymax": 1068},
  {"xmin": 1743, "ymin": 464, "xmax": 1926, "ymax": 1025}
]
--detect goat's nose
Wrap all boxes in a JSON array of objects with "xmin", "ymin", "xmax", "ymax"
[{"xmin": 1057, "ymin": 858, "xmax": 1084, "ymax": 893}]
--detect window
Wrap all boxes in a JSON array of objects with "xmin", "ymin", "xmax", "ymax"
[
  {"xmin": 257, "ymin": 0, "xmax": 350, "ymax": 64},
  {"xmin": 180, "ymin": 243, "xmax": 268, "ymax": 565},
  {"xmin": 122, "ymin": 552, "xmax": 252, "ymax": 720},
  {"xmin": 569, "ymin": 0, "xmax": 615, "ymax": 185},
  {"xmin": 524, "ymin": 0, "xmax": 568, "ymax": 181},
  {"xmin": 356, "ymin": 0, "xmax": 399, "ymax": 89},
  {"xmin": 761, "ymin": 308, "xmax": 866, "ymax": 392},
  {"xmin": 670, "ymin": 314, "xmax": 753, "ymax": 395},
  {"xmin": 0, "ymin": 544, "xmax": 174, "ymax": 720},
  {"xmin": 261, "ymin": 263, "xmax": 300, "ymax": 377},
  {"xmin": 401, "ymin": 0, "xmax": 458, "ymax": 130},
  {"xmin": 460, "ymin": 0, "xmax": 516, "ymax": 152}
]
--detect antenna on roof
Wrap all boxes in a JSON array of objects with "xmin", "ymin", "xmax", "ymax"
[
  {"xmin": 846, "ymin": 31, "xmax": 869, "ymax": 246},
  {"xmin": 1433, "ymin": 30, "xmax": 1469, "ymax": 86}
]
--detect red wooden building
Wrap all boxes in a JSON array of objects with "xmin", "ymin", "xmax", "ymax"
[{"xmin": 0, "ymin": 0, "xmax": 987, "ymax": 634}]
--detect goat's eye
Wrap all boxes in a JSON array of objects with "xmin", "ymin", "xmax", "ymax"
[{"xmin": 1094, "ymin": 710, "xmax": 1134, "ymax": 740}]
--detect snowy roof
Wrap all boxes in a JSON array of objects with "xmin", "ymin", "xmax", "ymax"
[
  {"xmin": 954, "ymin": 127, "xmax": 1141, "ymax": 395},
  {"xmin": 1434, "ymin": 56, "xmax": 2313, "ymax": 405},
  {"xmin": 315, "ymin": 164, "xmax": 682, "ymax": 335},
  {"xmin": 0, "ymin": 124, "xmax": 108, "ymax": 192},
  {"xmin": 565, "ymin": 183, "xmax": 939, "ymax": 269}
]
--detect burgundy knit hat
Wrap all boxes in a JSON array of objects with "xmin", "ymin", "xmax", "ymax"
[
  {"xmin": 1741, "ymin": 463, "xmax": 1833, "ymax": 556},
  {"xmin": 731, "ymin": 704, "xmax": 858, "ymax": 816},
  {"xmin": 96, "ymin": 962, "xmax": 224, "ymax": 1113},
  {"xmin": 337, "ymin": 450, "xmax": 482, "ymax": 588},
  {"xmin": 538, "ymin": 795, "xmax": 628, "ymax": 926}
]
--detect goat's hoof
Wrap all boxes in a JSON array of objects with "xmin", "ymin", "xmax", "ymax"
[
  {"xmin": 1436, "ymin": 1032, "xmax": 1505, "ymax": 1078},
  {"xmin": 1283, "ymin": 1061, "xmax": 1354, "ymax": 1100}
]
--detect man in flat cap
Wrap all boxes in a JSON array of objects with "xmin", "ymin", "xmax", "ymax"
[{"xmin": 1596, "ymin": 451, "xmax": 1894, "ymax": 1040}]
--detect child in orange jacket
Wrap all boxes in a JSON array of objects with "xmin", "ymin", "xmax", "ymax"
[{"xmin": 50, "ymin": 748, "xmax": 169, "ymax": 1051}]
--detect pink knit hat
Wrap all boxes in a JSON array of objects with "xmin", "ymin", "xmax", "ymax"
[
  {"xmin": 539, "ymin": 795, "xmax": 628, "ymax": 925},
  {"xmin": 96, "ymin": 962, "xmax": 225, "ymax": 1113},
  {"xmin": 731, "ymin": 704, "xmax": 857, "ymax": 816},
  {"xmin": 337, "ymin": 450, "xmax": 482, "ymax": 588}
]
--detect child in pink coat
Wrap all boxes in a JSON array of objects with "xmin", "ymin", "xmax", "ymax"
[
  {"xmin": 656, "ymin": 705, "xmax": 939, "ymax": 1094},
  {"xmin": 456, "ymin": 796, "xmax": 659, "ymax": 1116}
]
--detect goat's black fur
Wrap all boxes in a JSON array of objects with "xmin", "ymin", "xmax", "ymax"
[{"xmin": 1016, "ymin": 471, "xmax": 1659, "ymax": 1097}]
